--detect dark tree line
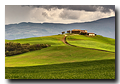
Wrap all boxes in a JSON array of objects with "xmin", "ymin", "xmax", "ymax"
[{"xmin": 5, "ymin": 42, "xmax": 51, "ymax": 56}]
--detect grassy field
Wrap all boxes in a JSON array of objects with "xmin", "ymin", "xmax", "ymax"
[
  {"xmin": 66, "ymin": 35, "xmax": 115, "ymax": 52},
  {"xmin": 5, "ymin": 34, "xmax": 115, "ymax": 79},
  {"xmin": 5, "ymin": 46, "xmax": 115, "ymax": 67},
  {"xmin": 5, "ymin": 35, "xmax": 65, "ymax": 46},
  {"xmin": 5, "ymin": 59, "xmax": 115, "ymax": 79}
]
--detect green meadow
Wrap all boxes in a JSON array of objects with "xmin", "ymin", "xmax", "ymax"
[
  {"xmin": 5, "ymin": 35, "xmax": 65, "ymax": 46},
  {"xmin": 5, "ymin": 34, "xmax": 115, "ymax": 79},
  {"xmin": 6, "ymin": 59, "xmax": 115, "ymax": 79},
  {"xmin": 66, "ymin": 35, "xmax": 115, "ymax": 52}
]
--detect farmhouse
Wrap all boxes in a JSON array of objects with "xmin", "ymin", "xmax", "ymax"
[
  {"xmin": 81, "ymin": 30, "xmax": 87, "ymax": 33},
  {"xmin": 80, "ymin": 30, "xmax": 87, "ymax": 35},
  {"xmin": 62, "ymin": 29, "xmax": 96, "ymax": 36},
  {"xmin": 71, "ymin": 29, "xmax": 88, "ymax": 35},
  {"xmin": 71, "ymin": 29, "xmax": 81, "ymax": 34},
  {"xmin": 87, "ymin": 33, "xmax": 95, "ymax": 36},
  {"xmin": 80, "ymin": 32, "xmax": 87, "ymax": 35}
]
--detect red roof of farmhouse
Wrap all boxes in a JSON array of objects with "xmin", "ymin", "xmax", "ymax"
[{"xmin": 72, "ymin": 29, "xmax": 81, "ymax": 31}]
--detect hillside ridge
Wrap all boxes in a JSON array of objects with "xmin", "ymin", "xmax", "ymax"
[
  {"xmin": 63, "ymin": 35, "xmax": 115, "ymax": 53},
  {"xmin": 5, "ymin": 34, "xmax": 115, "ymax": 67}
]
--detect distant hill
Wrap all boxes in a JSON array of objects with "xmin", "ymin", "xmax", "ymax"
[{"xmin": 5, "ymin": 17, "xmax": 115, "ymax": 40}]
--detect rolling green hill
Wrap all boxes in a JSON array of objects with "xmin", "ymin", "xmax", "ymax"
[
  {"xmin": 5, "ymin": 34, "xmax": 115, "ymax": 79},
  {"xmin": 66, "ymin": 35, "xmax": 115, "ymax": 52},
  {"xmin": 5, "ymin": 35, "xmax": 65, "ymax": 46}
]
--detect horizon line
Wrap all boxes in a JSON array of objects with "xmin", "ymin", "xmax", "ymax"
[{"xmin": 5, "ymin": 16, "xmax": 115, "ymax": 25}]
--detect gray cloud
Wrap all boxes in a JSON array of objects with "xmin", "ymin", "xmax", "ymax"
[
  {"xmin": 97, "ymin": 5, "xmax": 115, "ymax": 12},
  {"xmin": 6, "ymin": 5, "xmax": 115, "ymax": 24},
  {"xmin": 22, "ymin": 5, "xmax": 115, "ymax": 12},
  {"xmin": 42, "ymin": 12, "xmax": 48, "ymax": 17},
  {"xmin": 42, "ymin": 12, "xmax": 52, "ymax": 19},
  {"xmin": 59, "ymin": 10, "xmax": 80, "ymax": 20}
]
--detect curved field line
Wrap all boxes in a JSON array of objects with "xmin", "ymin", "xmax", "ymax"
[{"xmin": 62, "ymin": 35, "xmax": 115, "ymax": 53}]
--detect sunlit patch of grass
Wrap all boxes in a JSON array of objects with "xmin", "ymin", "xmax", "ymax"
[{"xmin": 67, "ymin": 35, "xmax": 115, "ymax": 52}]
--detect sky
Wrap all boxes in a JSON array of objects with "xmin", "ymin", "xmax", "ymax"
[{"xmin": 5, "ymin": 5, "xmax": 115, "ymax": 25}]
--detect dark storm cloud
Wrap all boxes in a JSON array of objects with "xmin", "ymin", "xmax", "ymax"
[
  {"xmin": 97, "ymin": 5, "xmax": 115, "ymax": 12},
  {"xmin": 22, "ymin": 5, "xmax": 115, "ymax": 12}
]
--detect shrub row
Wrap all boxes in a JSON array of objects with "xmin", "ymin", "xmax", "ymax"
[{"xmin": 5, "ymin": 42, "xmax": 51, "ymax": 56}]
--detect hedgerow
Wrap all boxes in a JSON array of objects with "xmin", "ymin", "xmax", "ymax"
[{"xmin": 5, "ymin": 42, "xmax": 51, "ymax": 56}]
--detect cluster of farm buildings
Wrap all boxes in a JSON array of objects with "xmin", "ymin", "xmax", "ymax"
[{"xmin": 62, "ymin": 29, "xmax": 96, "ymax": 36}]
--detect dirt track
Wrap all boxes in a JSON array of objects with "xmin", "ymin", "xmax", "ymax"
[
  {"xmin": 62, "ymin": 35, "xmax": 115, "ymax": 53},
  {"xmin": 62, "ymin": 36, "xmax": 69, "ymax": 46}
]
